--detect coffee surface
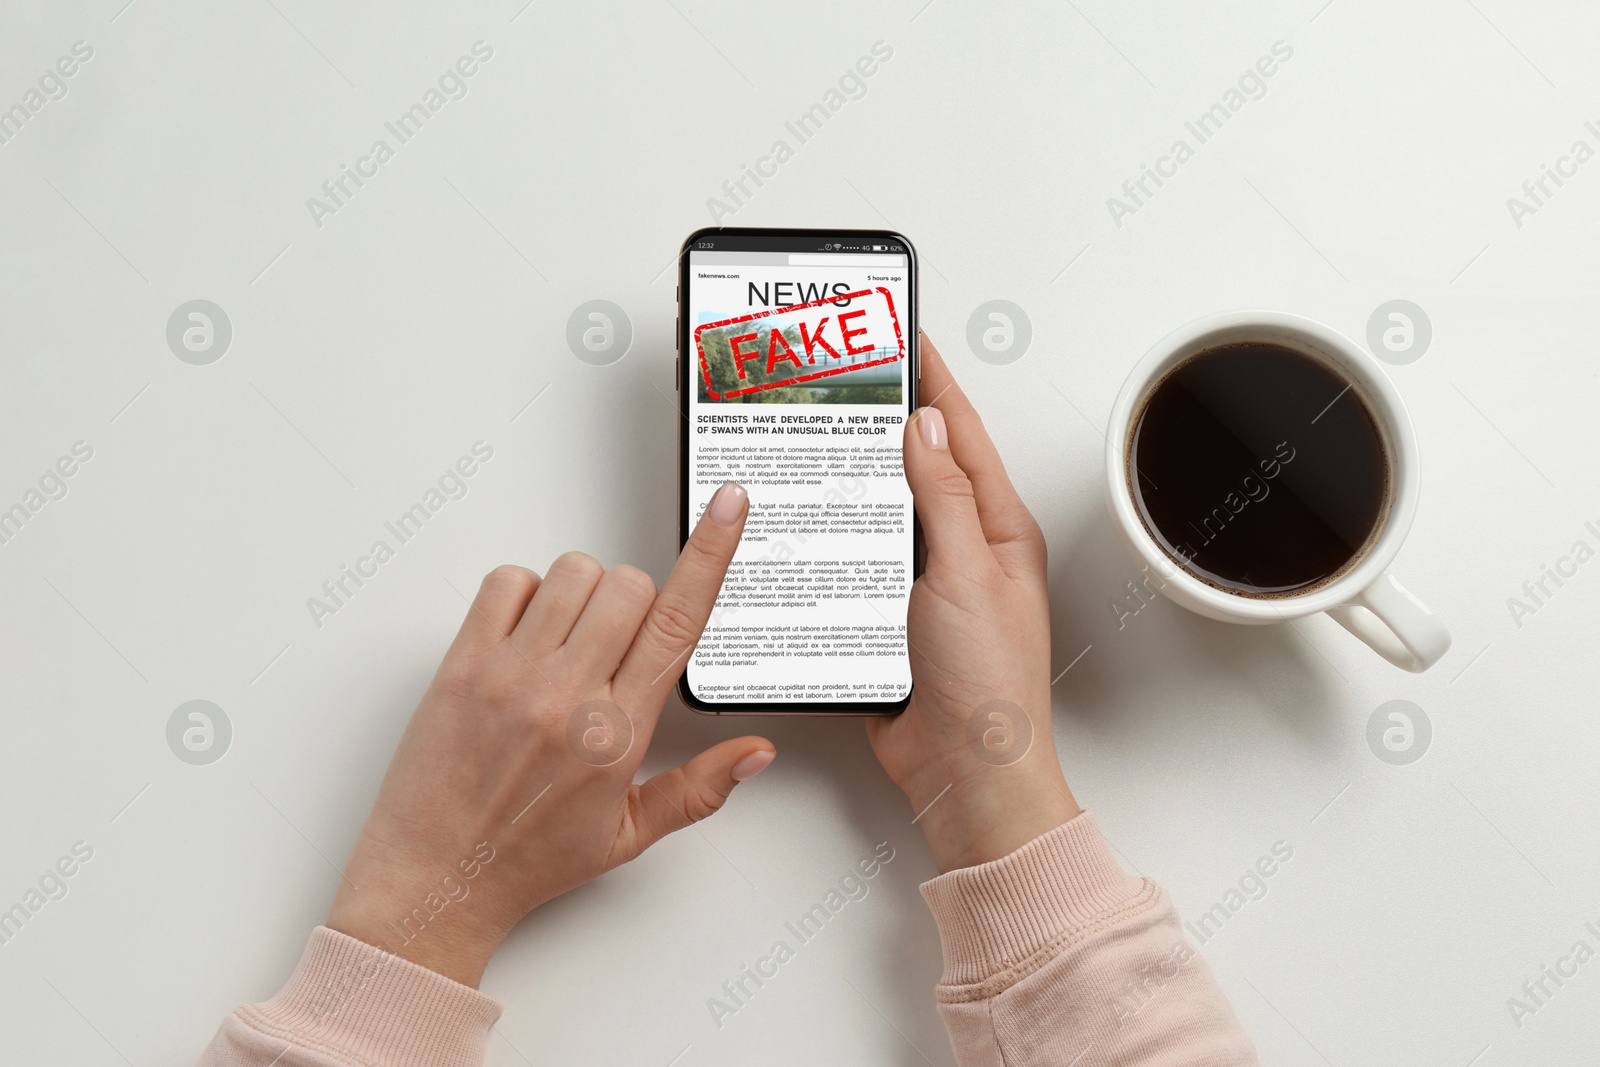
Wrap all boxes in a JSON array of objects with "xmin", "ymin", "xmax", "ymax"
[{"xmin": 1129, "ymin": 341, "xmax": 1387, "ymax": 596}]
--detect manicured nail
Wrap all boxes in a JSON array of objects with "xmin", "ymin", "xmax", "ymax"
[
  {"xmin": 917, "ymin": 406, "xmax": 947, "ymax": 450},
  {"xmin": 731, "ymin": 749, "xmax": 775, "ymax": 781},
  {"xmin": 708, "ymin": 481, "xmax": 747, "ymax": 526}
]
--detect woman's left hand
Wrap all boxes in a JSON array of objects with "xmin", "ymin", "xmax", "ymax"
[{"xmin": 326, "ymin": 481, "xmax": 773, "ymax": 988}]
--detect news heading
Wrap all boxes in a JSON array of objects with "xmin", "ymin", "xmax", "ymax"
[{"xmin": 695, "ymin": 288, "xmax": 905, "ymax": 400}]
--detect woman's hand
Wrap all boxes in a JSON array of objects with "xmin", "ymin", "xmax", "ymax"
[
  {"xmin": 326, "ymin": 482, "xmax": 774, "ymax": 988},
  {"xmin": 867, "ymin": 335, "xmax": 1080, "ymax": 872}
]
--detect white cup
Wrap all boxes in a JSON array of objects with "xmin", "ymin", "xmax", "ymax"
[{"xmin": 1103, "ymin": 310, "xmax": 1451, "ymax": 673}]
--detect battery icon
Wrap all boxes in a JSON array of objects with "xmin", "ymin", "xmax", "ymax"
[{"xmin": 870, "ymin": 244, "xmax": 888, "ymax": 251}]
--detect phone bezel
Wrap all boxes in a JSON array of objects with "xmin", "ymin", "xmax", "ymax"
[{"xmin": 676, "ymin": 226, "xmax": 919, "ymax": 716}]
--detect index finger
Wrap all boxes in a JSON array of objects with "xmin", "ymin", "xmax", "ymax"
[
  {"xmin": 613, "ymin": 481, "xmax": 748, "ymax": 709},
  {"xmin": 917, "ymin": 332, "xmax": 1044, "ymax": 568}
]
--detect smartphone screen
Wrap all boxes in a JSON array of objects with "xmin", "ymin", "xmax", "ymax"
[{"xmin": 677, "ymin": 228, "xmax": 916, "ymax": 714}]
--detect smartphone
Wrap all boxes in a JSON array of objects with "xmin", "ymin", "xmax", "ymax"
[{"xmin": 677, "ymin": 227, "xmax": 918, "ymax": 715}]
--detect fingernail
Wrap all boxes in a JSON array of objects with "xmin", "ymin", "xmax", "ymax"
[
  {"xmin": 917, "ymin": 407, "xmax": 947, "ymax": 450},
  {"xmin": 708, "ymin": 481, "xmax": 747, "ymax": 526},
  {"xmin": 731, "ymin": 749, "xmax": 775, "ymax": 781}
]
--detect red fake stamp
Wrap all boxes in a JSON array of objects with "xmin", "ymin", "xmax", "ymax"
[{"xmin": 694, "ymin": 287, "xmax": 904, "ymax": 400}]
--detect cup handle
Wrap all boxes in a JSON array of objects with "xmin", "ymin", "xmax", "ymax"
[{"xmin": 1326, "ymin": 572, "xmax": 1451, "ymax": 673}]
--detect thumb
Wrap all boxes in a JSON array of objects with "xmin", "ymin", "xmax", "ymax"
[
  {"xmin": 904, "ymin": 406, "xmax": 991, "ymax": 562},
  {"xmin": 618, "ymin": 738, "xmax": 775, "ymax": 860}
]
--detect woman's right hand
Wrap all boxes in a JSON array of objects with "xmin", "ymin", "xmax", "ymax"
[{"xmin": 866, "ymin": 334, "xmax": 1081, "ymax": 872}]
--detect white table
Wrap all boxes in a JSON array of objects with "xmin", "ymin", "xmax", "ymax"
[{"xmin": 2, "ymin": 2, "xmax": 1593, "ymax": 1063}]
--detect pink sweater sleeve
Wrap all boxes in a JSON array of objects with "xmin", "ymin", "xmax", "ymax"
[
  {"xmin": 195, "ymin": 926, "xmax": 501, "ymax": 1067},
  {"xmin": 920, "ymin": 811, "xmax": 1259, "ymax": 1067},
  {"xmin": 198, "ymin": 813, "xmax": 1249, "ymax": 1067}
]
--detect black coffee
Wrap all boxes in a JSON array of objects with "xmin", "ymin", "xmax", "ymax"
[{"xmin": 1129, "ymin": 341, "xmax": 1388, "ymax": 597}]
